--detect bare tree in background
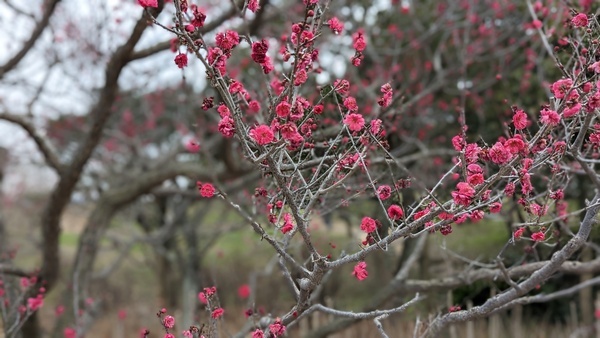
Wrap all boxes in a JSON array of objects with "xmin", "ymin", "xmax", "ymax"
[{"xmin": 0, "ymin": 0, "xmax": 599, "ymax": 337}]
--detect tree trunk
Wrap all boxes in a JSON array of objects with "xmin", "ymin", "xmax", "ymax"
[{"xmin": 20, "ymin": 311, "xmax": 40, "ymax": 338}]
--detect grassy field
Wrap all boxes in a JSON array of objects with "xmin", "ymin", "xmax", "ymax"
[{"xmin": 0, "ymin": 196, "xmax": 593, "ymax": 337}]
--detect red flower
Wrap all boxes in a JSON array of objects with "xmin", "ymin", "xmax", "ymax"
[
  {"xmin": 378, "ymin": 83, "xmax": 393, "ymax": 108},
  {"xmin": 281, "ymin": 222, "xmax": 294, "ymax": 234},
  {"xmin": 294, "ymin": 69, "xmax": 308, "ymax": 86},
  {"xmin": 174, "ymin": 53, "xmax": 188, "ymax": 69},
  {"xmin": 250, "ymin": 125, "xmax": 274, "ymax": 145},
  {"xmin": 467, "ymin": 173, "xmax": 484, "ymax": 186},
  {"xmin": 191, "ymin": 5, "xmax": 206, "ymax": 27},
  {"xmin": 451, "ymin": 182, "xmax": 476, "ymax": 207},
  {"xmin": 360, "ymin": 217, "xmax": 377, "ymax": 233},
  {"xmin": 531, "ymin": 231, "xmax": 545, "ymax": 242},
  {"xmin": 137, "ymin": 0, "xmax": 158, "ymax": 8},
  {"xmin": 275, "ymin": 101, "xmax": 291, "ymax": 118},
  {"xmin": 504, "ymin": 182, "xmax": 516, "ymax": 196},
  {"xmin": 489, "ymin": 141, "xmax": 512, "ymax": 164},
  {"xmin": 344, "ymin": 97, "xmax": 358, "ymax": 111},
  {"xmin": 215, "ymin": 30, "xmax": 240, "ymax": 51},
  {"xmin": 269, "ymin": 318, "xmax": 286, "ymax": 337},
  {"xmin": 540, "ymin": 107, "xmax": 560, "ymax": 126},
  {"xmin": 353, "ymin": 31, "xmax": 366, "ymax": 51},
  {"xmin": 489, "ymin": 202, "xmax": 502, "ymax": 213},
  {"xmin": 370, "ymin": 119, "xmax": 383, "ymax": 135},
  {"xmin": 64, "ymin": 328, "xmax": 76, "ymax": 338},
  {"xmin": 27, "ymin": 295, "xmax": 43, "ymax": 311},
  {"xmin": 464, "ymin": 143, "xmax": 481, "ymax": 163},
  {"xmin": 248, "ymin": 101, "xmax": 261, "ymax": 114},
  {"xmin": 590, "ymin": 132, "xmax": 600, "ymax": 146},
  {"xmin": 563, "ymin": 103, "xmax": 581, "ymax": 118},
  {"xmin": 334, "ymin": 79, "xmax": 350, "ymax": 95},
  {"xmin": 550, "ymin": 189, "xmax": 564, "ymax": 200},
  {"xmin": 328, "ymin": 17, "xmax": 344, "ymax": 34},
  {"xmin": 251, "ymin": 39, "xmax": 269, "ymax": 64},
  {"xmin": 387, "ymin": 205, "xmax": 403, "ymax": 220},
  {"xmin": 248, "ymin": 0, "xmax": 260, "ymax": 12},
  {"xmin": 185, "ymin": 139, "xmax": 200, "ymax": 153},
  {"xmin": 163, "ymin": 315, "xmax": 175, "ymax": 329},
  {"xmin": 469, "ymin": 210, "xmax": 485, "ymax": 222},
  {"xmin": 218, "ymin": 116, "xmax": 235, "ymax": 137},
  {"xmin": 571, "ymin": 13, "xmax": 588, "ymax": 27},
  {"xmin": 514, "ymin": 227, "xmax": 525, "ymax": 240},
  {"xmin": 238, "ymin": 285, "xmax": 251, "ymax": 299},
  {"xmin": 504, "ymin": 136, "xmax": 526, "ymax": 154},
  {"xmin": 211, "ymin": 308, "xmax": 225, "ymax": 319},
  {"xmin": 513, "ymin": 109, "xmax": 528, "ymax": 130},
  {"xmin": 451, "ymin": 135, "xmax": 466, "ymax": 151},
  {"xmin": 198, "ymin": 183, "xmax": 215, "ymax": 198},
  {"xmin": 550, "ymin": 78, "xmax": 573, "ymax": 99},
  {"xmin": 344, "ymin": 113, "xmax": 365, "ymax": 132},
  {"xmin": 352, "ymin": 262, "xmax": 368, "ymax": 281},
  {"xmin": 377, "ymin": 185, "xmax": 392, "ymax": 200},
  {"xmin": 440, "ymin": 224, "xmax": 453, "ymax": 236},
  {"xmin": 198, "ymin": 292, "xmax": 207, "ymax": 304}
]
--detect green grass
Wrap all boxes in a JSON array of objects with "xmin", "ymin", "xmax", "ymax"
[
  {"xmin": 436, "ymin": 219, "xmax": 509, "ymax": 260},
  {"xmin": 59, "ymin": 232, "xmax": 79, "ymax": 247}
]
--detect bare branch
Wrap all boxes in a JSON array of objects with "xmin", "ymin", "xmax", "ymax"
[
  {"xmin": 425, "ymin": 192, "xmax": 600, "ymax": 336},
  {"xmin": 127, "ymin": 6, "xmax": 238, "ymax": 62},
  {"xmin": 0, "ymin": 112, "xmax": 63, "ymax": 173},
  {"xmin": 490, "ymin": 276, "xmax": 600, "ymax": 315},
  {"xmin": 293, "ymin": 293, "xmax": 422, "ymax": 325},
  {"xmin": 0, "ymin": 264, "xmax": 34, "ymax": 278},
  {"xmin": 0, "ymin": 0, "xmax": 61, "ymax": 79}
]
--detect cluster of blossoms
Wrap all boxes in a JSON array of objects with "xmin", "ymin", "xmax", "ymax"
[
  {"xmin": 335, "ymin": 79, "xmax": 383, "ymax": 135},
  {"xmin": 266, "ymin": 200, "xmax": 307, "ymax": 234},
  {"xmin": 228, "ymin": 80, "xmax": 261, "ymax": 114},
  {"xmin": 351, "ymin": 30, "xmax": 366, "ymax": 66},
  {"xmin": 280, "ymin": 213, "xmax": 294, "ymax": 234},
  {"xmin": 352, "ymin": 261, "xmax": 368, "ymax": 281},
  {"xmin": 590, "ymin": 124, "xmax": 600, "ymax": 147},
  {"xmin": 514, "ymin": 227, "xmax": 545, "ymax": 243},
  {"xmin": 171, "ymin": 4, "xmax": 209, "ymax": 68},
  {"xmin": 215, "ymin": 30, "xmax": 240, "ymax": 51},
  {"xmin": 442, "ymin": 65, "xmax": 599, "ymax": 240},
  {"xmin": 378, "ymin": 83, "xmax": 393, "ymax": 108},
  {"xmin": 128, "ymin": 0, "xmax": 600, "ymax": 335},
  {"xmin": 251, "ymin": 39, "xmax": 274, "ymax": 74},
  {"xmin": 351, "ymin": 183, "xmax": 406, "ymax": 281},
  {"xmin": 327, "ymin": 17, "xmax": 344, "ymax": 35},
  {"xmin": 190, "ymin": 5, "xmax": 206, "ymax": 28},
  {"xmin": 2, "ymin": 276, "xmax": 46, "ymax": 313},
  {"xmin": 147, "ymin": 308, "xmax": 204, "ymax": 338},
  {"xmin": 250, "ymin": 318, "xmax": 286, "ymax": 338},
  {"xmin": 217, "ymin": 104, "xmax": 235, "ymax": 138}
]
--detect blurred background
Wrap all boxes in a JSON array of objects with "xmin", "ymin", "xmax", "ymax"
[{"xmin": 0, "ymin": 0, "xmax": 598, "ymax": 337}]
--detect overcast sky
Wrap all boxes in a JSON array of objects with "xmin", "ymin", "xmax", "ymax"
[{"xmin": 0, "ymin": 0, "xmax": 392, "ymax": 195}]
